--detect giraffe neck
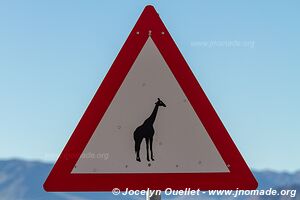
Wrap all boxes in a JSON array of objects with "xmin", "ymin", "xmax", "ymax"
[{"xmin": 145, "ymin": 104, "xmax": 159, "ymax": 125}]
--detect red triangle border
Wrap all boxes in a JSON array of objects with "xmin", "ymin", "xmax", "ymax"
[{"xmin": 44, "ymin": 5, "xmax": 258, "ymax": 191}]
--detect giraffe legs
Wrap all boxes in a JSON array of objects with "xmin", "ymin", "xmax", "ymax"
[
  {"xmin": 146, "ymin": 138, "xmax": 150, "ymax": 162},
  {"xmin": 150, "ymin": 136, "xmax": 154, "ymax": 161},
  {"xmin": 136, "ymin": 151, "xmax": 141, "ymax": 162},
  {"xmin": 135, "ymin": 138, "xmax": 142, "ymax": 162}
]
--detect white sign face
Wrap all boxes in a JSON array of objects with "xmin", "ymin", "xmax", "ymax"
[{"xmin": 72, "ymin": 38, "xmax": 229, "ymax": 174}]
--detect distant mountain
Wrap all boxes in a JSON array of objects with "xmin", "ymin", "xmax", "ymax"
[
  {"xmin": 254, "ymin": 170, "xmax": 300, "ymax": 189},
  {"xmin": 0, "ymin": 159, "xmax": 126, "ymax": 200},
  {"xmin": 0, "ymin": 159, "xmax": 299, "ymax": 200}
]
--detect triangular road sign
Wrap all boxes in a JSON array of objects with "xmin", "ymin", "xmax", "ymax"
[{"xmin": 44, "ymin": 5, "xmax": 257, "ymax": 191}]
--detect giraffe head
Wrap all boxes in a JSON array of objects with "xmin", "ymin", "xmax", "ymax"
[{"xmin": 155, "ymin": 98, "xmax": 166, "ymax": 107}]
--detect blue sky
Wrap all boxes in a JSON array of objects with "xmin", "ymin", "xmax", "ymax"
[{"xmin": 0, "ymin": 1, "xmax": 299, "ymax": 172}]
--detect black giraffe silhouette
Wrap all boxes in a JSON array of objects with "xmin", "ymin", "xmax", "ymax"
[{"xmin": 133, "ymin": 98, "xmax": 166, "ymax": 162}]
